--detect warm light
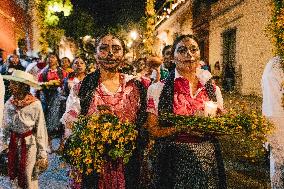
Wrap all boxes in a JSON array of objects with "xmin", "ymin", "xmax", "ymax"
[
  {"xmin": 127, "ymin": 41, "xmax": 133, "ymax": 48},
  {"xmin": 130, "ymin": 31, "xmax": 138, "ymax": 40},
  {"xmin": 204, "ymin": 101, "xmax": 218, "ymax": 117},
  {"xmin": 49, "ymin": 5, "xmax": 61, "ymax": 12},
  {"xmin": 158, "ymin": 31, "xmax": 168, "ymax": 42},
  {"xmin": 83, "ymin": 35, "xmax": 91, "ymax": 42}
]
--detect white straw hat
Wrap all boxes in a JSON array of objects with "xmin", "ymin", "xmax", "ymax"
[{"xmin": 2, "ymin": 70, "xmax": 41, "ymax": 90}]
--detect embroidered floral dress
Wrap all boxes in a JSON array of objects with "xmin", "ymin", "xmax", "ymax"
[
  {"xmin": 67, "ymin": 73, "xmax": 142, "ymax": 189},
  {"xmin": 146, "ymin": 69, "xmax": 226, "ymax": 189},
  {"xmin": 87, "ymin": 74, "xmax": 141, "ymax": 189}
]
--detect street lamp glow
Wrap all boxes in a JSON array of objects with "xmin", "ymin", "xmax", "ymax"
[
  {"xmin": 130, "ymin": 31, "xmax": 138, "ymax": 40},
  {"xmin": 127, "ymin": 41, "xmax": 133, "ymax": 48},
  {"xmin": 49, "ymin": 5, "xmax": 61, "ymax": 12}
]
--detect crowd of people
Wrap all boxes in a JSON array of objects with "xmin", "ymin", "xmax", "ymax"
[{"xmin": 0, "ymin": 32, "xmax": 283, "ymax": 189}]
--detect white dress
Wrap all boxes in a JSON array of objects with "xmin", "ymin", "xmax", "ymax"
[
  {"xmin": 2, "ymin": 99, "xmax": 48, "ymax": 189},
  {"xmin": 60, "ymin": 78, "xmax": 81, "ymax": 139},
  {"xmin": 261, "ymin": 56, "xmax": 284, "ymax": 188}
]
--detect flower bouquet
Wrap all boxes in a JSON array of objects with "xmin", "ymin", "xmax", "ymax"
[
  {"xmin": 62, "ymin": 112, "xmax": 138, "ymax": 175},
  {"xmin": 162, "ymin": 108, "xmax": 275, "ymax": 160},
  {"xmin": 163, "ymin": 109, "xmax": 274, "ymax": 137},
  {"xmin": 40, "ymin": 79, "xmax": 61, "ymax": 89}
]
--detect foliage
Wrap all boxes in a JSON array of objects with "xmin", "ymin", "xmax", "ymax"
[
  {"xmin": 62, "ymin": 113, "xmax": 138, "ymax": 175},
  {"xmin": 162, "ymin": 109, "xmax": 274, "ymax": 160},
  {"xmin": 59, "ymin": 8, "xmax": 96, "ymax": 42},
  {"xmin": 44, "ymin": 0, "xmax": 73, "ymax": 26},
  {"xmin": 267, "ymin": 0, "xmax": 284, "ymax": 67},
  {"xmin": 267, "ymin": 0, "xmax": 284, "ymax": 109},
  {"xmin": 34, "ymin": 0, "xmax": 73, "ymax": 54},
  {"xmin": 40, "ymin": 79, "xmax": 61, "ymax": 89},
  {"xmin": 144, "ymin": 0, "xmax": 157, "ymax": 55},
  {"xmin": 164, "ymin": 110, "xmax": 273, "ymax": 136}
]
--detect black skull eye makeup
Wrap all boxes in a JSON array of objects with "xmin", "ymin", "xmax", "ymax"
[{"xmin": 177, "ymin": 46, "xmax": 199, "ymax": 54}]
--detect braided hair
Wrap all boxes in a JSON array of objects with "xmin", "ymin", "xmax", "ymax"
[{"xmin": 158, "ymin": 35, "xmax": 217, "ymax": 126}]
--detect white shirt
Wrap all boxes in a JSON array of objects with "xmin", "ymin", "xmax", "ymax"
[{"xmin": 262, "ymin": 56, "xmax": 284, "ymax": 118}]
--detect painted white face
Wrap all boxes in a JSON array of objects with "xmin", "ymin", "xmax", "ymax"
[
  {"xmin": 96, "ymin": 35, "xmax": 124, "ymax": 71},
  {"xmin": 174, "ymin": 37, "xmax": 200, "ymax": 74}
]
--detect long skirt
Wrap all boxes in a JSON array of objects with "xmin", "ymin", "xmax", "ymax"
[
  {"xmin": 81, "ymin": 159, "xmax": 125, "ymax": 189},
  {"xmin": 150, "ymin": 135, "xmax": 227, "ymax": 189},
  {"xmin": 42, "ymin": 89, "xmax": 65, "ymax": 138}
]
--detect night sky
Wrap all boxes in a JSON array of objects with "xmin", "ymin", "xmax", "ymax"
[{"xmin": 71, "ymin": 0, "xmax": 166, "ymax": 28}]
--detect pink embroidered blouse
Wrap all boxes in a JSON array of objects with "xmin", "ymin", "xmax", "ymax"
[
  {"xmin": 87, "ymin": 74, "xmax": 141, "ymax": 123},
  {"xmin": 147, "ymin": 69, "xmax": 223, "ymax": 116},
  {"xmin": 38, "ymin": 68, "xmax": 68, "ymax": 84}
]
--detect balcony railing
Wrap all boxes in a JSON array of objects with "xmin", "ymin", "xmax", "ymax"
[{"xmin": 155, "ymin": 0, "xmax": 188, "ymax": 27}]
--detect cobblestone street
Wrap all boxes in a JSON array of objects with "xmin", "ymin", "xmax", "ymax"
[
  {"xmin": 0, "ymin": 94, "xmax": 271, "ymax": 189},
  {"xmin": 0, "ymin": 140, "xmax": 68, "ymax": 189}
]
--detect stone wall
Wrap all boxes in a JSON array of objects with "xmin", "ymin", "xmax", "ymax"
[{"xmin": 209, "ymin": 0, "xmax": 273, "ymax": 95}]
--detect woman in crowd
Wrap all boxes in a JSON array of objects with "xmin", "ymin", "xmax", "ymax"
[
  {"xmin": 212, "ymin": 61, "xmax": 221, "ymax": 85},
  {"xmin": 145, "ymin": 34, "xmax": 226, "ymax": 188},
  {"xmin": 2, "ymin": 70, "xmax": 48, "ymax": 189},
  {"xmin": 38, "ymin": 54, "xmax": 68, "ymax": 152},
  {"xmin": 58, "ymin": 57, "xmax": 87, "ymax": 188},
  {"xmin": 1, "ymin": 54, "xmax": 25, "ymax": 102},
  {"xmin": 133, "ymin": 57, "xmax": 162, "ymax": 89},
  {"xmin": 59, "ymin": 57, "xmax": 87, "ymax": 150},
  {"xmin": 78, "ymin": 33, "xmax": 147, "ymax": 189},
  {"xmin": 61, "ymin": 57, "xmax": 73, "ymax": 74},
  {"xmin": 133, "ymin": 57, "xmax": 152, "ymax": 88}
]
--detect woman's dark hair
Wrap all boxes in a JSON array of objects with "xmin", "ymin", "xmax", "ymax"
[
  {"xmin": 133, "ymin": 57, "xmax": 147, "ymax": 73},
  {"xmin": 46, "ymin": 53, "xmax": 59, "ymax": 65},
  {"xmin": 95, "ymin": 34, "xmax": 126, "ymax": 55},
  {"xmin": 162, "ymin": 45, "xmax": 172, "ymax": 56},
  {"xmin": 72, "ymin": 56, "xmax": 86, "ymax": 67},
  {"xmin": 67, "ymin": 57, "xmax": 87, "ymax": 79},
  {"xmin": 171, "ymin": 34, "xmax": 200, "ymax": 56}
]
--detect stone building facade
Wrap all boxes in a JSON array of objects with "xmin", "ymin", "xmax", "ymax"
[{"xmin": 154, "ymin": 0, "xmax": 273, "ymax": 95}]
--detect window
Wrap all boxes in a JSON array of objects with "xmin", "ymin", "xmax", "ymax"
[{"xmin": 222, "ymin": 28, "xmax": 236, "ymax": 91}]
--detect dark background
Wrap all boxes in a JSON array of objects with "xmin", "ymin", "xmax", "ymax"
[{"xmin": 71, "ymin": 0, "xmax": 166, "ymax": 28}]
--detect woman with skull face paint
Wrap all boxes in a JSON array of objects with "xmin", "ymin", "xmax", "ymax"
[
  {"xmin": 78, "ymin": 34, "xmax": 147, "ymax": 189},
  {"xmin": 145, "ymin": 35, "xmax": 227, "ymax": 188}
]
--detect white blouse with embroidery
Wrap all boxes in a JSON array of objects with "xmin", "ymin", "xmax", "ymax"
[{"xmin": 1, "ymin": 100, "xmax": 48, "ymax": 159}]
